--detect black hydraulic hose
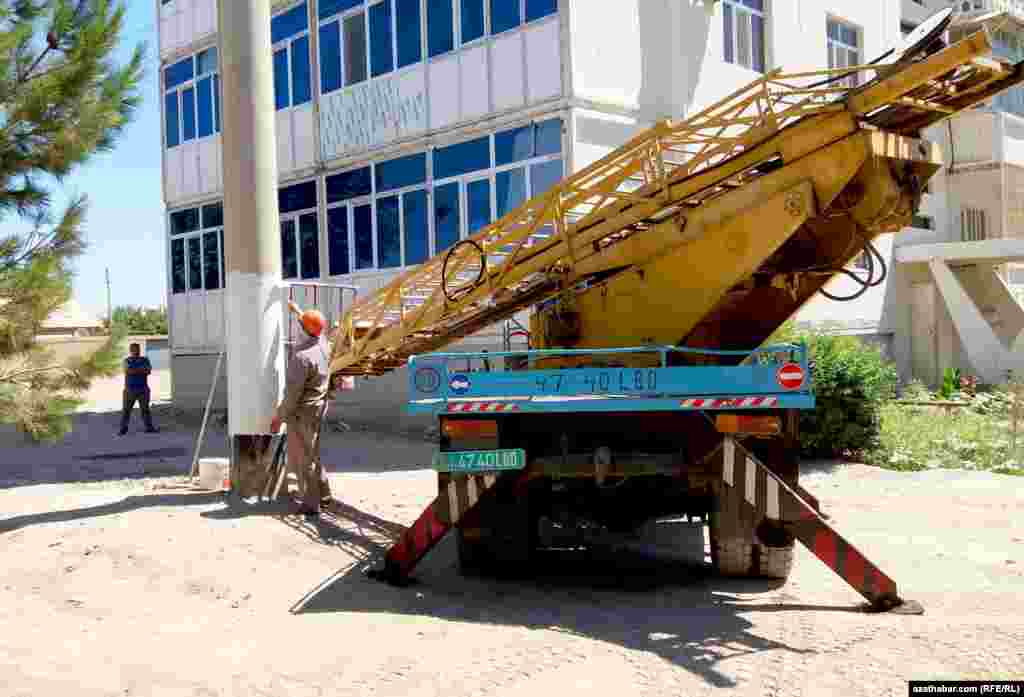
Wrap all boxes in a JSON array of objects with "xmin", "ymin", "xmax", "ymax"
[
  {"xmin": 818, "ymin": 231, "xmax": 887, "ymax": 301},
  {"xmin": 441, "ymin": 239, "xmax": 487, "ymax": 303}
]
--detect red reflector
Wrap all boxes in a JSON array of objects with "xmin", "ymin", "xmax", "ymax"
[
  {"xmin": 442, "ymin": 419, "xmax": 498, "ymax": 440},
  {"xmin": 715, "ymin": 414, "xmax": 782, "ymax": 435}
]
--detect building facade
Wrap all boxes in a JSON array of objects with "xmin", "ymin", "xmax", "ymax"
[
  {"xmin": 794, "ymin": 0, "xmax": 1024, "ymax": 388},
  {"xmin": 157, "ymin": 0, "xmax": 903, "ymax": 422}
]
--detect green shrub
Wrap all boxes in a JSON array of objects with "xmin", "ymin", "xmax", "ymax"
[
  {"xmin": 798, "ymin": 333, "xmax": 898, "ymax": 459},
  {"xmin": 865, "ymin": 402, "xmax": 1017, "ymax": 472}
]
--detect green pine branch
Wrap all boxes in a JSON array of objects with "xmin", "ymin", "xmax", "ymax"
[{"xmin": 0, "ymin": 0, "xmax": 144, "ymax": 442}]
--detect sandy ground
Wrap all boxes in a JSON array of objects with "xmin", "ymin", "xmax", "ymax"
[{"xmin": 1, "ymin": 374, "xmax": 1023, "ymax": 696}]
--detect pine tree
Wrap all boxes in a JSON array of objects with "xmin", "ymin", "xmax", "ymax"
[{"xmin": 0, "ymin": 0, "xmax": 144, "ymax": 442}]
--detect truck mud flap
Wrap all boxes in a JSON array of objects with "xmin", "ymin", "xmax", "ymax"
[{"xmin": 719, "ymin": 436, "xmax": 923, "ymax": 614}]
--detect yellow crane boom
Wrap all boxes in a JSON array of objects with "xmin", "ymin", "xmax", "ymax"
[{"xmin": 329, "ymin": 27, "xmax": 1024, "ymax": 377}]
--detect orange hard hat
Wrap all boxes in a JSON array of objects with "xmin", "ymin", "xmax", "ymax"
[{"xmin": 299, "ymin": 308, "xmax": 326, "ymax": 337}]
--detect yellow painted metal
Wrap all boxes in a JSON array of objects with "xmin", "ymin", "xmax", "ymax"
[{"xmin": 328, "ymin": 29, "xmax": 1024, "ymax": 377}]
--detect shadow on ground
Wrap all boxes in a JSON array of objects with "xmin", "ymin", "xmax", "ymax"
[
  {"xmin": 236, "ymin": 499, "xmax": 866, "ymax": 690},
  {"xmin": 0, "ymin": 490, "xmax": 226, "ymax": 534}
]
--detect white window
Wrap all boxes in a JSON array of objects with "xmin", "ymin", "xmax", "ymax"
[
  {"xmin": 169, "ymin": 203, "xmax": 224, "ymax": 295},
  {"xmin": 272, "ymin": 2, "xmax": 312, "ymax": 111},
  {"xmin": 827, "ymin": 17, "xmax": 861, "ymax": 90},
  {"xmin": 723, "ymin": 0, "xmax": 766, "ymax": 73},
  {"xmin": 961, "ymin": 207, "xmax": 988, "ymax": 242}
]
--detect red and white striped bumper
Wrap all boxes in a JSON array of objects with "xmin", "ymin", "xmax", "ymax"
[
  {"xmin": 447, "ymin": 402, "xmax": 522, "ymax": 413},
  {"xmin": 680, "ymin": 396, "xmax": 779, "ymax": 409}
]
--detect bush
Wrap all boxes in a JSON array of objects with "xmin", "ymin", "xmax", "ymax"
[
  {"xmin": 797, "ymin": 333, "xmax": 898, "ymax": 459},
  {"xmin": 865, "ymin": 402, "xmax": 1017, "ymax": 472}
]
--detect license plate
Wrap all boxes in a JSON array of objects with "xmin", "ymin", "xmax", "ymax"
[{"xmin": 433, "ymin": 448, "xmax": 526, "ymax": 473}]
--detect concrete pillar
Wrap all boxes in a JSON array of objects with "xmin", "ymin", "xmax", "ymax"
[{"xmin": 218, "ymin": 0, "xmax": 284, "ymax": 441}]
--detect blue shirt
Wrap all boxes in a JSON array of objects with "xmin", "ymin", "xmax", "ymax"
[{"xmin": 125, "ymin": 356, "xmax": 151, "ymax": 391}]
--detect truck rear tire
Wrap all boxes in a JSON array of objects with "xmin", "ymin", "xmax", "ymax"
[{"xmin": 713, "ymin": 538, "xmax": 794, "ymax": 579}]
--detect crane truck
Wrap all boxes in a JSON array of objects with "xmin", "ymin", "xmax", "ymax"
[{"xmin": 323, "ymin": 10, "xmax": 1023, "ymax": 613}]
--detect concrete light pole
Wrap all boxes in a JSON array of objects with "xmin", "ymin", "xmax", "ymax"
[{"xmin": 217, "ymin": 0, "xmax": 285, "ymax": 494}]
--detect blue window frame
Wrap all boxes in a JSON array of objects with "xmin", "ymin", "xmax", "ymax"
[
  {"xmin": 292, "ymin": 35, "xmax": 312, "ymax": 105},
  {"xmin": 369, "ymin": 0, "xmax": 394, "ymax": 78},
  {"xmin": 317, "ymin": 21, "xmax": 342, "ymax": 95},
  {"xmin": 164, "ymin": 56, "xmax": 194, "ymax": 89},
  {"xmin": 203, "ymin": 231, "xmax": 221, "ymax": 290},
  {"xmin": 327, "ymin": 207, "xmax": 350, "ymax": 276},
  {"xmin": 403, "ymin": 190, "xmax": 429, "ymax": 265},
  {"xmin": 274, "ymin": 48, "xmax": 290, "ymax": 110},
  {"xmin": 467, "ymin": 179, "xmax": 491, "ymax": 233},
  {"xmin": 299, "ymin": 212, "xmax": 320, "ymax": 280},
  {"xmin": 377, "ymin": 195, "xmax": 402, "ymax": 269},
  {"xmin": 281, "ymin": 220, "xmax": 298, "ymax": 279},
  {"xmin": 319, "ymin": 0, "xmax": 362, "ymax": 20},
  {"xmin": 525, "ymin": 0, "xmax": 557, "ymax": 22},
  {"xmin": 171, "ymin": 238, "xmax": 186, "ymax": 294},
  {"xmin": 536, "ymin": 118, "xmax": 562, "ymax": 156},
  {"xmin": 427, "ymin": 0, "xmax": 454, "ymax": 58},
  {"xmin": 165, "ymin": 92, "xmax": 180, "ymax": 148},
  {"xmin": 461, "ymin": 0, "xmax": 485, "ymax": 43},
  {"xmin": 495, "ymin": 118, "xmax": 562, "ymax": 165},
  {"xmin": 434, "ymin": 182, "xmax": 460, "ymax": 252},
  {"xmin": 272, "ymin": 2, "xmax": 309, "ymax": 44},
  {"xmin": 344, "ymin": 12, "xmax": 368, "ymax": 86},
  {"xmin": 213, "ymin": 74, "xmax": 221, "ymax": 132},
  {"xmin": 197, "ymin": 77, "xmax": 214, "ymax": 137},
  {"xmin": 496, "ymin": 168, "xmax": 526, "ymax": 217},
  {"xmin": 495, "ymin": 125, "xmax": 533, "ymax": 166},
  {"xmin": 279, "ymin": 181, "xmax": 318, "ymax": 214},
  {"xmin": 376, "ymin": 152, "xmax": 427, "ymax": 192},
  {"xmin": 202, "ymin": 203, "xmax": 223, "ymax": 228},
  {"xmin": 188, "ymin": 236, "xmax": 203, "ymax": 291},
  {"xmin": 164, "ymin": 48, "xmax": 221, "ymax": 149},
  {"xmin": 181, "ymin": 87, "xmax": 196, "ymax": 141},
  {"xmin": 530, "ymin": 158, "xmax": 563, "ymax": 196},
  {"xmin": 396, "ymin": 0, "xmax": 423, "ymax": 68},
  {"xmin": 196, "ymin": 46, "xmax": 217, "ymax": 75},
  {"xmin": 319, "ymin": 21, "xmax": 342, "ymax": 94},
  {"xmin": 354, "ymin": 204, "xmax": 374, "ymax": 270},
  {"xmin": 170, "ymin": 208, "xmax": 199, "ymax": 236},
  {"xmin": 220, "ymin": 230, "xmax": 226, "ymax": 287},
  {"xmin": 433, "ymin": 136, "xmax": 491, "ymax": 180},
  {"xmin": 327, "ymin": 167, "xmax": 372, "ymax": 204},
  {"xmin": 490, "ymin": 0, "xmax": 520, "ymax": 35}
]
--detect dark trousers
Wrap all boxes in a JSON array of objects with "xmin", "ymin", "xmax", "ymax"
[{"xmin": 121, "ymin": 388, "xmax": 154, "ymax": 431}]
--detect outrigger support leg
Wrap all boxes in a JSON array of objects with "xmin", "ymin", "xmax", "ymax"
[
  {"xmin": 368, "ymin": 472, "xmax": 523, "ymax": 585},
  {"xmin": 720, "ymin": 436, "xmax": 924, "ymax": 615}
]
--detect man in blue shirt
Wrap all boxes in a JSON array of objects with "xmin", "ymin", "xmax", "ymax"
[{"xmin": 119, "ymin": 342, "xmax": 159, "ymax": 435}]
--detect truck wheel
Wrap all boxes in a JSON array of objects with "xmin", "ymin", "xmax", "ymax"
[
  {"xmin": 713, "ymin": 538, "xmax": 794, "ymax": 579},
  {"xmin": 455, "ymin": 502, "xmax": 534, "ymax": 577},
  {"xmin": 710, "ymin": 504, "xmax": 795, "ymax": 580},
  {"xmin": 456, "ymin": 527, "xmax": 489, "ymax": 575}
]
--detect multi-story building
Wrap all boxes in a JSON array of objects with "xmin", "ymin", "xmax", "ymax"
[{"xmin": 157, "ymin": 0, "xmax": 900, "ymax": 424}]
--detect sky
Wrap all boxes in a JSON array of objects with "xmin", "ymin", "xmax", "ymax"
[{"xmin": 4, "ymin": 2, "xmax": 165, "ymax": 321}]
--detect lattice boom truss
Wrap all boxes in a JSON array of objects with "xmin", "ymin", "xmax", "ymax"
[{"xmin": 330, "ymin": 29, "xmax": 1021, "ymax": 376}]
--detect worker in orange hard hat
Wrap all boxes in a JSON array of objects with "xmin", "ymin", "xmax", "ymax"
[{"xmin": 271, "ymin": 301, "xmax": 335, "ymax": 519}]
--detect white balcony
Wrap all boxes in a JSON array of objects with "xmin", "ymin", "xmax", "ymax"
[{"xmin": 952, "ymin": 0, "xmax": 1024, "ymax": 21}]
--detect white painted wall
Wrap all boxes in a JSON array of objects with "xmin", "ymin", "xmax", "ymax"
[
  {"xmin": 170, "ymin": 289, "xmax": 225, "ymax": 353},
  {"xmin": 276, "ymin": 104, "xmax": 317, "ymax": 175},
  {"xmin": 159, "ymin": 0, "xmax": 217, "ymax": 59},
  {"xmin": 569, "ymin": 1, "xmax": 898, "ymax": 121},
  {"xmin": 164, "ymin": 136, "xmax": 223, "ymax": 205}
]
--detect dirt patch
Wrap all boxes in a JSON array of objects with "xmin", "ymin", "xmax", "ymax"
[{"xmin": 1, "ymin": 411, "xmax": 1022, "ymax": 696}]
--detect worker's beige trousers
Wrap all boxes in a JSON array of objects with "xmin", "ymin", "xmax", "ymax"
[{"xmin": 287, "ymin": 403, "xmax": 331, "ymax": 512}]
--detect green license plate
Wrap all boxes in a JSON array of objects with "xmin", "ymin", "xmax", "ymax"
[{"xmin": 433, "ymin": 448, "xmax": 526, "ymax": 473}]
